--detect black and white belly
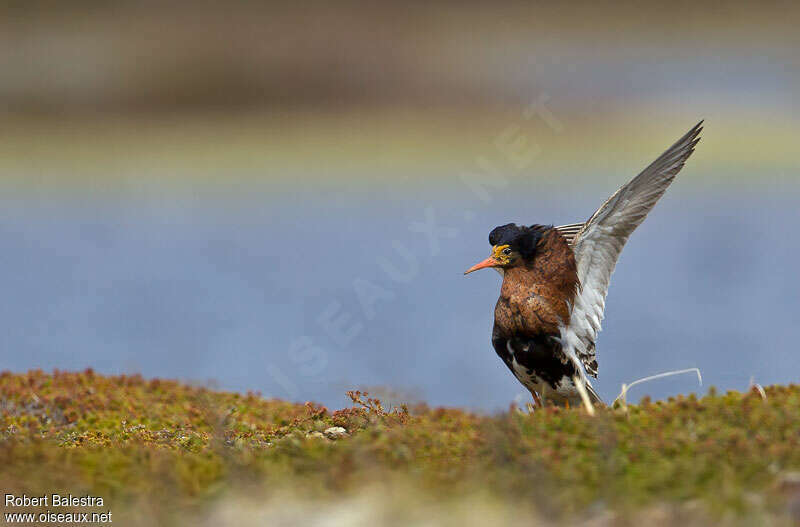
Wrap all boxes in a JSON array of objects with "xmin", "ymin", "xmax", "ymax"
[{"xmin": 492, "ymin": 332, "xmax": 581, "ymax": 402}]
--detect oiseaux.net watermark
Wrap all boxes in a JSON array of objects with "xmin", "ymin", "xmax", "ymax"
[{"xmin": 4, "ymin": 494, "xmax": 111, "ymax": 524}]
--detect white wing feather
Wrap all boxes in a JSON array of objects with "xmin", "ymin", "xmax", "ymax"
[{"xmin": 559, "ymin": 121, "xmax": 703, "ymax": 378}]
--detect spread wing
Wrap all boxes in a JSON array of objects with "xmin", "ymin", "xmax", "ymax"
[{"xmin": 559, "ymin": 121, "xmax": 703, "ymax": 377}]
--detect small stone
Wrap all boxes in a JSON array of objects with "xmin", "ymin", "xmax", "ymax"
[{"xmin": 323, "ymin": 426, "xmax": 348, "ymax": 440}]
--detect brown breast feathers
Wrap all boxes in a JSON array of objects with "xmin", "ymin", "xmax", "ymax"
[{"xmin": 494, "ymin": 228, "xmax": 579, "ymax": 338}]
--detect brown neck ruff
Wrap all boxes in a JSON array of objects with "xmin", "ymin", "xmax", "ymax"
[{"xmin": 496, "ymin": 228, "xmax": 579, "ymax": 336}]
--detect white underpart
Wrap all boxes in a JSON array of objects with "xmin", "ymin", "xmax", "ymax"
[
  {"xmin": 506, "ymin": 341, "xmax": 539, "ymax": 391},
  {"xmin": 510, "ymin": 357, "xmax": 541, "ymax": 391},
  {"xmin": 506, "ymin": 341, "xmax": 579, "ymax": 401}
]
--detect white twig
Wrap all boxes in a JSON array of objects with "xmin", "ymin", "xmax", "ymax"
[
  {"xmin": 614, "ymin": 368, "xmax": 703, "ymax": 407},
  {"xmin": 749, "ymin": 377, "xmax": 767, "ymax": 400}
]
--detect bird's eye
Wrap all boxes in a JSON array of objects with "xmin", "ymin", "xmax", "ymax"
[{"xmin": 502, "ymin": 248, "xmax": 512, "ymax": 255}]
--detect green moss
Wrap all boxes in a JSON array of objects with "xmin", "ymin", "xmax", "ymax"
[{"xmin": 1, "ymin": 370, "xmax": 799, "ymax": 524}]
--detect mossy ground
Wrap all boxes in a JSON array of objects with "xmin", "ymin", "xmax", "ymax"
[{"xmin": 1, "ymin": 370, "xmax": 799, "ymax": 526}]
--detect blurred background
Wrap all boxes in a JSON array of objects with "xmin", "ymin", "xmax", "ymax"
[{"xmin": 1, "ymin": 1, "xmax": 798, "ymax": 410}]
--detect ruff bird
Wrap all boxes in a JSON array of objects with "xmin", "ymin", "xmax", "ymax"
[{"xmin": 464, "ymin": 122, "xmax": 703, "ymax": 407}]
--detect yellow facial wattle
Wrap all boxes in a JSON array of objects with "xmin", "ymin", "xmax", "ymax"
[{"xmin": 491, "ymin": 244, "xmax": 511, "ymax": 264}]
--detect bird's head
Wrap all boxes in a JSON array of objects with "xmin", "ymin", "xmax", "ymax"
[{"xmin": 464, "ymin": 223, "xmax": 546, "ymax": 275}]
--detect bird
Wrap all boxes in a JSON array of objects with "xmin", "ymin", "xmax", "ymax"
[{"xmin": 464, "ymin": 121, "xmax": 703, "ymax": 408}]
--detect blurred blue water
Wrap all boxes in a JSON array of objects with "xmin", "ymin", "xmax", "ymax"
[{"xmin": 1, "ymin": 181, "xmax": 797, "ymax": 411}]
